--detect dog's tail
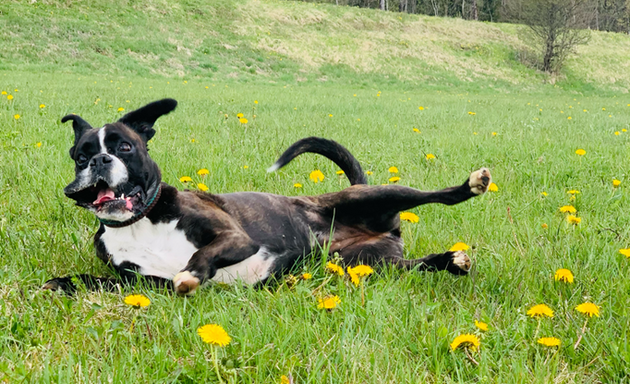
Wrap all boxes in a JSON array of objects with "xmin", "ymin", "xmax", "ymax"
[{"xmin": 267, "ymin": 137, "xmax": 367, "ymax": 185}]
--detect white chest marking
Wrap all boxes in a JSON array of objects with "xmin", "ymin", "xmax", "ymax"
[
  {"xmin": 101, "ymin": 218, "xmax": 198, "ymax": 279},
  {"xmin": 211, "ymin": 247, "xmax": 276, "ymax": 285}
]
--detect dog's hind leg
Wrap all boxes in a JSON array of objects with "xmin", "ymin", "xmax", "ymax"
[
  {"xmin": 392, "ymin": 251, "xmax": 472, "ymax": 275},
  {"xmin": 315, "ymin": 168, "xmax": 491, "ymax": 225},
  {"xmin": 334, "ymin": 236, "xmax": 471, "ymax": 276}
]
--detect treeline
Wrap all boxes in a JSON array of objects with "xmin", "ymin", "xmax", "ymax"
[{"xmin": 299, "ymin": 0, "xmax": 630, "ymax": 33}]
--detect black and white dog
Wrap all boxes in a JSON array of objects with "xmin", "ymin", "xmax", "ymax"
[{"xmin": 43, "ymin": 99, "xmax": 491, "ymax": 295}]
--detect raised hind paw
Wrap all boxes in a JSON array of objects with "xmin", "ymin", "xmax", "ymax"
[{"xmin": 469, "ymin": 168, "xmax": 492, "ymax": 195}]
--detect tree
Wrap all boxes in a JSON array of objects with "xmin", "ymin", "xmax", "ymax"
[{"xmin": 517, "ymin": 0, "xmax": 593, "ymax": 73}]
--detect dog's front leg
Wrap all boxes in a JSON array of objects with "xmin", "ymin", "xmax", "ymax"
[
  {"xmin": 173, "ymin": 231, "xmax": 259, "ymax": 295},
  {"xmin": 42, "ymin": 273, "xmax": 171, "ymax": 294}
]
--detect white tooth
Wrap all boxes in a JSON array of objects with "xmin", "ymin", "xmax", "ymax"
[{"xmin": 121, "ymin": 193, "xmax": 125, "ymax": 199}]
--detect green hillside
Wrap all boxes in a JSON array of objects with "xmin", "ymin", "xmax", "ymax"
[{"xmin": 2, "ymin": 0, "xmax": 630, "ymax": 92}]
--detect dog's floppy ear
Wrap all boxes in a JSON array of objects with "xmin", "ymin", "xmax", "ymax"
[
  {"xmin": 117, "ymin": 98, "xmax": 177, "ymax": 142},
  {"xmin": 61, "ymin": 114, "xmax": 93, "ymax": 157}
]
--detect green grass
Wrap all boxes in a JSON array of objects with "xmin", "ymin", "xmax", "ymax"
[
  {"xmin": 2, "ymin": 0, "xmax": 630, "ymax": 382},
  {"xmin": 1, "ymin": 70, "xmax": 630, "ymax": 382}
]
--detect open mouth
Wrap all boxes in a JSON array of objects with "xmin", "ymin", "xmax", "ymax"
[{"xmin": 67, "ymin": 180, "xmax": 144, "ymax": 213}]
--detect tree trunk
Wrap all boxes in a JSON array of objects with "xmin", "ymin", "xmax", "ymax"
[
  {"xmin": 380, "ymin": 0, "xmax": 385, "ymax": 10},
  {"xmin": 472, "ymin": 0, "xmax": 478, "ymax": 20},
  {"xmin": 462, "ymin": 0, "xmax": 466, "ymax": 19}
]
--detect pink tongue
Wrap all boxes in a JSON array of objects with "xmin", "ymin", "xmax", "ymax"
[{"xmin": 94, "ymin": 189, "xmax": 116, "ymax": 205}]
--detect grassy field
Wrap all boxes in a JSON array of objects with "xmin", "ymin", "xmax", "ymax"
[{"xmin": 2, "ymin": 0, "xmax": 630, "ymax": 383}]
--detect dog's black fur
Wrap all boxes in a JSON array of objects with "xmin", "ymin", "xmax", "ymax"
[{"xmin": 43, "ymin": 99, "xmax": 491, "ymax": 295}]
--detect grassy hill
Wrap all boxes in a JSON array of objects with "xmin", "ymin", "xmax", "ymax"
[{"xmin": 2, "ymin": 0, "xmax": 630, "ymax": 93}]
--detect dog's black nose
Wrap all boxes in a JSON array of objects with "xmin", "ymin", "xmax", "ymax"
[{"xmin": 90, "ymin": 154, "xmax": 113, "ymax": 167}]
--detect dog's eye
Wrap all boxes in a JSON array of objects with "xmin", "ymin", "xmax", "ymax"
[
  {"xmin": 119, "ymin": 142, "xmax": 132, "ymax": 152},
  {"xmin": 77, "ymin": 154, "xmax": 88, "ymax": 165}
]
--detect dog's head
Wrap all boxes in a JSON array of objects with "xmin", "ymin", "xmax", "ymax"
[{"xmin": 62, "ymin": 99, "xmax": 177, "ymax": 223}]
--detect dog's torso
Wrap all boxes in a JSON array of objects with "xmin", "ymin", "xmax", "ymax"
[{"xmin": 96, "ymin": 183, "xmax": 325, "ymax": 284}]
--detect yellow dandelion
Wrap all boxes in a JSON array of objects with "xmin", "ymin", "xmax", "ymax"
[
  {"xmin": 567, "ymin": 190, "xmax": 580, "ymax": 195},
  {"xmin": 197, "ymin": 324, "xmax": 231, "ymax": 346},
  {"xmin": 468, "ymin": 111, "xmax": 476, "ymax": 115},
  {"xmin": 559, "ymin": 205, "xmax": 577, "ymax": 214},
  {"xmin": 554, "ymin": 268, "xmax": 574, "ymax": 283},
  {"xmin": 243, "ymin": 165, "xmax": 248, "ymax": 169},
  {"xmin": 118, "ymin": 107, "xmax": 124, "ymax": 112},
  {"xmin": 179, "ymin": 176, "xmax": 192, "ymax": 183},
  {"xmin": 317, "ymin": 295, "xmax": 341, "ymax": 310},
  {"xmin": 293, "ymin": 183, "xmax": 302, "ymax": 188},
  {"xmin": 449, "ymin": 242, "xmax": 470, "ymax": 252},
  {"xmin": 618, "ymin": 248, "xmax": 630, "ymax": 258},
  {"xmin": 418, "ymin": 106, "xmax": 424, "ymax": 110},
  {"xmin": 537, "ymin": 337, "xmax": 561, "ymax": 347},
  {"xmin": 347, "ymin": 265, "xmax": 374, "ymax": 287},
  {"xmin": 13, "ymin": 114, "xmax": 20, "ymax": 120},
  {"xmin": 325, "ymin": 262, "xmax": 345, "ymax": 277},
  {"xmin": 575, "ymin": 302, "xmax": 600, "ymax": 317},
  {"xmin": 541, "ymin": 192, "xmax": 548, "ymax": 196},
  {"xmin": 389, "ymin": 176, "xmax": 401, "ymax": 183},
  {"xmin": 388, "ymin": 166, "xmax": 399, "ymax": 173},
  {"xmin": 348, "ymin": 269, "xmax": 360, "ymax": 286},
  {"xmin": 254, "ymin": 100, "xmax": 258, "ymax": 104},
  {"xmin": 542, "ymin": 223, "xmax": 548, "ymax": 229},
  {"xmin": 239, "ymin": 118, "xmax": 248, "ymax": 124},
  {"xmin": 366, "ymin": 171, "xmax": 373, "ymax": 176},
  {"xmin": 309, "ymin": 170, "xmax": 325, "ymax": 183},
  {"xmin": 7, "ymin": 95, "xmax": 13, "ymax": 100},
  {"xmin": 280, "ymin": 376, "xmax": 290, "ymax": 384},
  {"xmin": 36, "ymin": 142, "xmax": 42, "ymax": 148},
  {"xmin": 400, "ymin": 212, "xmax": 419, "ymax": 223},
  {"xmin": 613, "ymin": 179, "xmax": 621, "ymax": 187},
  {"xmin": 602, "ymin": 107, "xmax": 606, "ymax": 110},
  {"xmin": 567, "ymin": 116, "xmax": 572, "ymax": 120},
  {"xmin": 198, "ymin": 183, "xmax": 209, "ymax": 192},
  {"xmin": 623, "ymin": 129, "xmax": 628, "ymax": 132},
  {"xmin": 492, "ymin": 132, "xmax": 497, "ymax": 136},
  {"xmin": 236, "ymin": 113, "xmax": 244, "ymax": 118},
  {"xmin": 615, "ymin": 131, "xmax": 621, "ymax": 136},
  {"xmin": 474, "ymin": 320, "xmax": 488, "ymax": 331},
  {"xmin": 197, "ymin": 168, "xmax": 210, "ymax": 176},
  {"xmin": 328, "ymin": 114, "xmax": 333, "ymax": 117},
  {"xmin": 39, "ymin": 104, "xmax": 45, "ymax": 109},
  {"xmin": 567, "ymin": 215, "xmax": 581, "ymax": 225},
  {"xmin": 124, "ymin": 294, "xmax": 151, "ymax": 308},
  {"xmin": 527, "ymin": 304, "xmax": 554, "ymax": 318},
  {"xmin": 0, "ymin": 91, "xmax": 5, "ymax": 95},
  {"xmin": 575, "ymin": 149, "xmax": 586, "ymax": 156},
  {"xmin": 301, "ymin": 273, "xmax": 312, "ymax": 280},
  {"xmin": 413, "ymin": 128, "xmax": 420, "ymax": 133},
  {"xmin": 425, "ymin": 153, "xmax": 436, "ymax": 160},
  {"xmin": 450, "ymin": 334, "xmax": 480, "ymax": 351},
  {"xmin": 488, "ymin": 182, "xmax": 498, "ymax": 192},
  {"xmin": 336, "ymin": 170, "xmax": 345, "ymax": 175},
  {"xmin": 350, "ymin": 265, "xmax": 374, "ymax": 277}
]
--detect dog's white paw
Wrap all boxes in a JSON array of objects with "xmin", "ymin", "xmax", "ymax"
[
  {"xmin": 451, "ymin": 251, "xmax": 472, "ymax": 273},
  {"xmin": 469, "ymin": 168, "xmax": 491, "ymax": 195},
  {"xmin": 173, "ymin": 271, "xmax": 200, "ymax": 295}
]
